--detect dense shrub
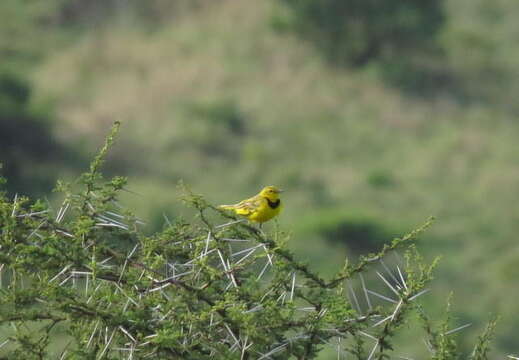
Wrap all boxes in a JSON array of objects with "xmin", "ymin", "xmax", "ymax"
[
  {"xmin": 0, "ymin": 124, "xmax": 497, "ymax": 359},
  {"xmin": 0, "ymin": 71, "xmax": 72, "ymax": 197},
  {"xmin": 276, "ymin": 0, "xmax": 445, "ymax": 67},
  {"xmin": 297, "ymin": 209, "xmax": 400, "ymax": 255},
  {"xmin": 182, "ymin": 99, "xmax": 248, "ymax": 158}
]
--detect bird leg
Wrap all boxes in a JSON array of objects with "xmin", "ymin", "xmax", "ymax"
[{"xmin": 258, "ymin": 223, "xmax": 267, "ymax": 237}]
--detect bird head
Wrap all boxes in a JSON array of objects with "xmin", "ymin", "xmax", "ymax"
[{"xmin": 259, "ymin": 186, "xmax": 283, "ymax": 200}]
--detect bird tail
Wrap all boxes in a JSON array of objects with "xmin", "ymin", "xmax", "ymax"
[{"xmin": 218, "ymin": 204, "xmax": 235, "ymax": 210}]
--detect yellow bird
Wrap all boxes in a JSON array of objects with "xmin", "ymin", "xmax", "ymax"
[{"xmin": 219, "ymin": 186, "xmax": 283, "ymax": 224}]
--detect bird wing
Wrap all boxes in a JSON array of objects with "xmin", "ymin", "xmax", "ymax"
[{"xmin": 226, "ymin": 195, "xmax": 264, "ymax": 216}]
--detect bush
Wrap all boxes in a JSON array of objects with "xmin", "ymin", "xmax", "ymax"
[
  {"xmin": 181, "ymin": 99, "xmax": 248, "ymax": 158},
  {"xmin": 297, "ymin": 209, "xmax": 404, "ymax": 256},
  {"xmin": 0, "ymin": 71, "xmax": 72, "ymax": 197},
  {"xmin": 276, "ymin": 0, "xmax": 445, "ymax": 67},
  {"xmin": 367, "ymin": 170, "xmax": 395, "ymax": 189},
  {"xmin": 0, "ymin": 124, "xmax": 497, "ymax": 359}
]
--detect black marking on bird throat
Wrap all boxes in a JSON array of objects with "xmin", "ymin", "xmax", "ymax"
[{"xmin": 266, "ymin": 198, "xmax": 281, "ymax": 209}]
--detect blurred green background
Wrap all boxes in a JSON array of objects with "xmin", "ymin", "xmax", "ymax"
[{"xmin": 2, "ymin": 0, "xmax": 519, "ymax": 357}]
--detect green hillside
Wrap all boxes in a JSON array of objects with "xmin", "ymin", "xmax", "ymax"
[{"xmin": 3, "ymin": 0, "xmax": 519, "ymax": 357}]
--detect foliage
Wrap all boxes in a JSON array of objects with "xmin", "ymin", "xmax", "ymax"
[
  {"xmin": 181, "ymin": 99, "xmax": 248, "ymax": 158},
  {"xmin": 0, "ymin": 0, "xmax": 66, "ymax": 69},
  {"xmin": 0, "ymin": 124, "xmax": 498, "ymax": 359},
  {"xmin": 275, "ymin": 0, "xmax": 445, "ymax": 67},
  {"xmin": 0, "ymin": 70, "xmax": 75, "ymax": 197},
  {"xmin": 296, "ymin": 209, "xmax": 401, "ymax": 255},
  {"xmin": 0, "ymin": 0, "xmax": 205, "ymax": 73},
  {"xmin": 55, "ymin": 0, "xmax": 208, "ymax": 28},
  {"xmin": 439, "ymin": 0, "xmax": 519, "ymax": 111}
]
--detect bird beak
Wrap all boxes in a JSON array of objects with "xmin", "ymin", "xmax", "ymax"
[{"xmin": 277, "ymin": 189, "xmax": 284, "ymax": 193}]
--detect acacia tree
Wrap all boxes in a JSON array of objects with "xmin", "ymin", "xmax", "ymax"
[{"xmin": 0, "ymin": 123, "xmax": 496, "ymax": 359}]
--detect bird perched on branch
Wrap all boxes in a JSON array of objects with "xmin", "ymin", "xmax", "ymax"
[{"xmin": 219, "ymin": 186, "xmax": 283, "ymax": 224}]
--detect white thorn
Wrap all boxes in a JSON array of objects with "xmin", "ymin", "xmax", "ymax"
[
  {"xmin": 367, "ymin": 340, "xmax": 379, "ymax": 360},
  {"xmin": 359, "ymin": 331, "xmax": 377, "ymax": 341},
  {"xmin": 376, "ymin": 271, "xmax": 400, "ymax": 297},
  {"xmin": 87, "ymin": 320, "xmax": 100, "ymax": 348},
  {"xmin": 445, "ymin": 323, "xmax": 472, "ymax": 335},
  {"xmin": 396, "ymin": 265, "xmax": 408, "ymax": 291},
  {"xmin": 204, "ymin": 232, "xmax": 212, "ymax": 255},
  {"xmin": 366, "ymin": 289, "xmax": 398, "ymax": 304},
  {"xmin": 119, "ymin": 326, "xmax": 137, "ymax": 343},
  {"xmin": 347, "ymin": 281, "xmax": 362, "ymax": 314},
  {"xmin": 11, "ymin": 194, "xmax": 18, "ymax": 217},
  {"xmin": 409, "ymin": 289, "xmax": 430, "ymax": 301},
  {"xmin": 380, "ymin": 259, "xmax": 401, "ymax": 288},
  {"xmin": 359, "ymin": 273, "xmax": 372, "ymax": 310},
  {"xmin": 216, "ymin": 219, "xmax": 245, "ymax": 229},
  {"xmin": 256, "ymin": 261, "xmax": 270, "ymax": 281},
  {"xmin": 372, "ymin": 315, "xmax": 392, "ymax": 327},
  {"xmin": 289, "ymin": 272, "xmax": 296, "ymax": 302}
]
